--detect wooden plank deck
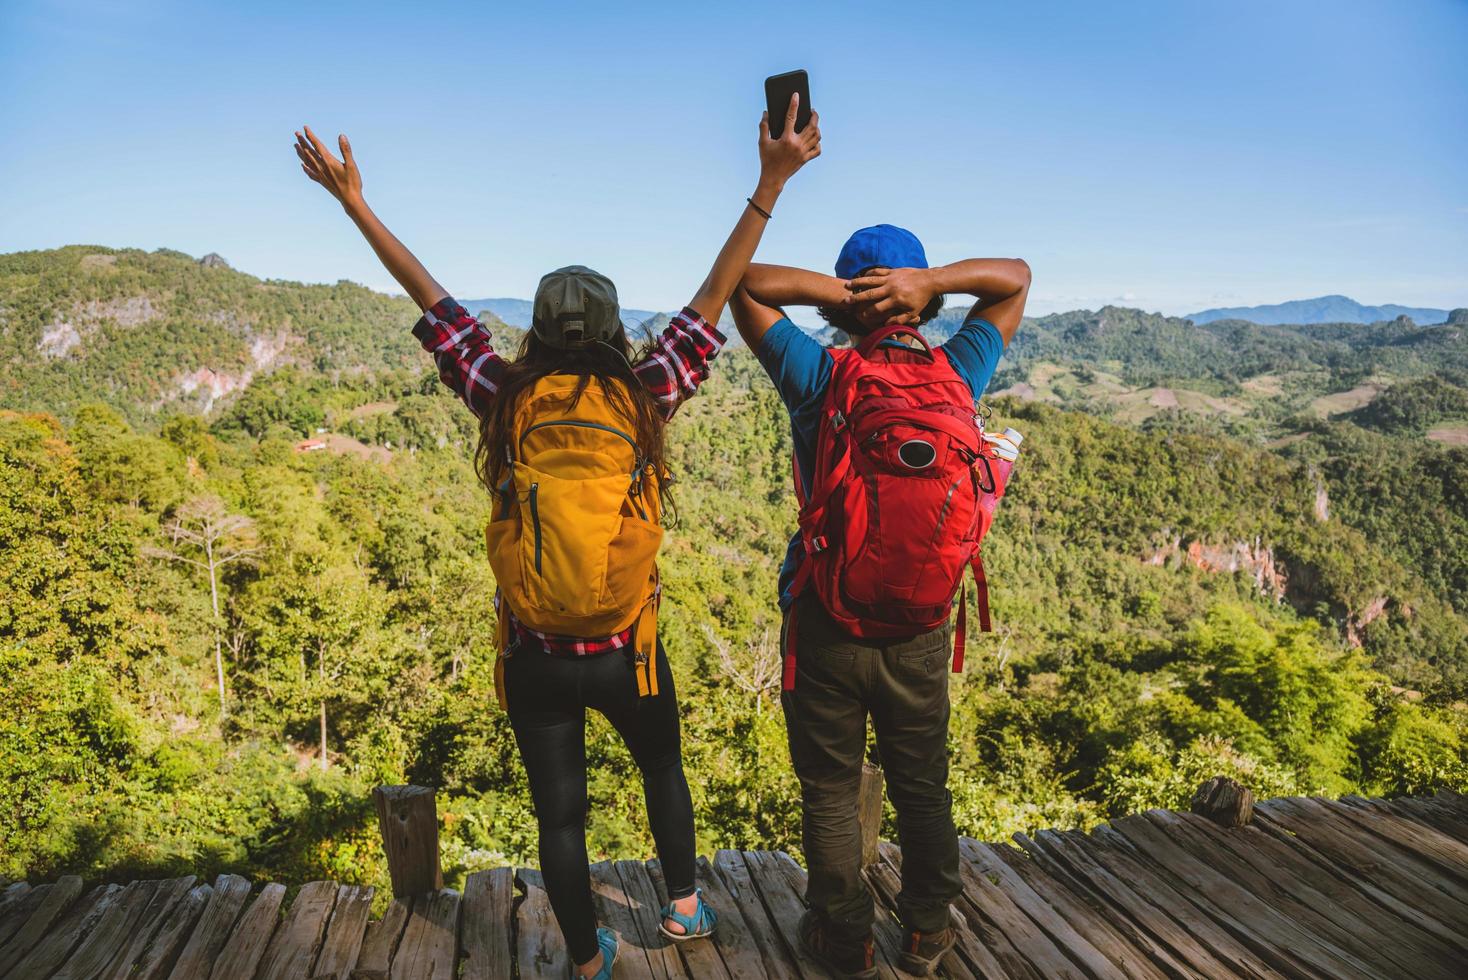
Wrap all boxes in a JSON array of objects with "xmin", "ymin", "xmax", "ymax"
[{"xmin": 2, "ymin": 790, "xmax": 1465, "ymax": 978}]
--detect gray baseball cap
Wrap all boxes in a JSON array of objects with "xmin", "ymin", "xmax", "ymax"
[{"xmin": 532, "ymin": 265, "xmax": 622, "ymax": 348}]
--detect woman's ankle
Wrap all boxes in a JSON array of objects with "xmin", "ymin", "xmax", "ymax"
[
  {"xmin": 663, "ymin": 890, "xmax": 699, "ymax": 933},
  {"xmin": 574, "ymin": 950, "xmax": 603, "ymax": 977}
]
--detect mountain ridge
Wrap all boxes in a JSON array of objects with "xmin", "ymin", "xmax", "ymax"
[{"xmin": 1188, "ymin": 294, "xmax": 1452, "ymax": 326}]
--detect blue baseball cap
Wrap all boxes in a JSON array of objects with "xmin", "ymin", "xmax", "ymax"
[{"xmin": 834, "ymin": 224, "xmax": 928, "ymax": 280}]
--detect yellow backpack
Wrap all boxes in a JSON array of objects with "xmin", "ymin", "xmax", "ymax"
[{"xmin": 487, "ymin": 374, "xmax": 664, "ymax": 706}]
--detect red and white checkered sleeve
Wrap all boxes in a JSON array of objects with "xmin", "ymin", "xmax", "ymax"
[
  {"xmin": 633, "ymin": 307, "xmax": 727, "ymax": 420},
  {"xmin": 411, "ymin": 297, "xmax": 508, "ymax": 418}
]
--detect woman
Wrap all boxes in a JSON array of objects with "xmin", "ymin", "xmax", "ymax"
[{"xmin": 293, "ymin": 94, "xmax": 820, "ymax": 979}]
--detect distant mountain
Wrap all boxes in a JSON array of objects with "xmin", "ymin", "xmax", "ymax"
[
  {"xmin": 457, "ymin": 297, "xmax": 739, "ymax": 341},
  {"xmin": 1187, "ymin": 295, "xmax": 1450, "ymax": 326},
  {"xmin": 457, "ymin": 297, "xmax": 661, "ymax": 336}
]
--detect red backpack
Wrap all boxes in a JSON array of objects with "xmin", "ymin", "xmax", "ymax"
[{"xmin": 783, "ymin": 324, "xmax": 1011, "ymax": 689}]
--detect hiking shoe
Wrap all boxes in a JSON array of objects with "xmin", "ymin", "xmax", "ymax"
[
  {"xmin": 897, "ymin": 913, "xmax": 957, "ymax": 976},
  {"xmin": 798, "ymin": 909, "xmax": 877, "ymax": 979}
]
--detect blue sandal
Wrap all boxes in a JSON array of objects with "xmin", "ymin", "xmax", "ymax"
[
  {"xmin": 577, "ymin": 927, "xmax": 617, "ymax": 980},
  {"xmin": 657, "ymin": 888, "xmax": 718, "ymax": 942}
]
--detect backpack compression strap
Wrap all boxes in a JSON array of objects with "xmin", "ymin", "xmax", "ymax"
[
  {"xmin": 951, "ymin": 553, "xmax": 992, "ymax": 674},
  {"xmin": 633, "ymin": 585, "xmax": 660, "ymax": 697}
]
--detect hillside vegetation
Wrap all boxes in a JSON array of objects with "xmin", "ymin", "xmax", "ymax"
[{"xmin": 3, "ymin": 246, "xmax": 1466, "ymax": 899}]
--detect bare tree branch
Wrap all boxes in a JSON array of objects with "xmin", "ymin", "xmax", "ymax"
[
  {"xmin": 705, "ymin": 622, "xmax": 781, "ymax": 710},
  {"xmin": 146, "ymin": 495, "xmax": 263, "ymax": 716}
]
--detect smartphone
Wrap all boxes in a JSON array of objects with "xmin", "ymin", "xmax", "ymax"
[{"xmin": 765, "ymin": 70, "xmax": 812, "ymax": 139}]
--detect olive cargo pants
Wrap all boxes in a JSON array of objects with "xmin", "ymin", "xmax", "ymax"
[{"xmin": 780, "ymin": 593, "xmax": 962, "ymax": 939}]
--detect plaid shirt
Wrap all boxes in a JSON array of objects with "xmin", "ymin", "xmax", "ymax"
[{"xmin": 413, "ymin": 296, "xmax": 724, "ymax": 656}]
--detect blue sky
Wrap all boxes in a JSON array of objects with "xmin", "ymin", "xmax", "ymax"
[{"xmin": 1, "ymin": 0, "xmax": 1464, "ymax": 316}]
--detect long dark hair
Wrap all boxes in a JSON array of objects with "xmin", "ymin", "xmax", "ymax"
[{"xmin": 475, "ymin": 327, "xmax": 674, "ymax": 522}]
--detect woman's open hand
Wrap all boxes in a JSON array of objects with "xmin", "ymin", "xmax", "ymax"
[
  {"xmin": 757, "ymin": 94, "xmax": 821, "ymax": 188},
  {"xmin": 295, "ymin": 126, "xmax": 363, "ymax": 208}
]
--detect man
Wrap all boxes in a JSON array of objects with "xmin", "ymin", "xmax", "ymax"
[{"xmin": 730, "ymin": 225, "xmax": 1029, "ymax": 978}]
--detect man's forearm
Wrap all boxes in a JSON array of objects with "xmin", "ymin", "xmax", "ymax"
[
  {"xmin": 932, "ymin": 258, "xmax": 1031, "ymax": 345},
  {"xmin": 341, "ymin": 197, "xmax": 449, "ymax": 312},
  {"xmin": 742, "ymin": 263, "xmax": 850, "ymax": 308},
  {"xmin": 926, "ymin": 258, "xmax": 1031, "ymax": 302}
]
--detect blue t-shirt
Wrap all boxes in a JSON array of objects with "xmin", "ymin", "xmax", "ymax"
[{"xmin": 755, "ymin": 316, "xmax": 1006, "ymax": 607}]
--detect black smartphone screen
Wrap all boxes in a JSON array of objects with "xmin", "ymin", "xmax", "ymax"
[{"xmin": 765, "ymin": 70, "xmax": 812, "ymax": 138}]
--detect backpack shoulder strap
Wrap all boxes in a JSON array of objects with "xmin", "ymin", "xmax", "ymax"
[{"xmin": 855, "ymin": 324, "xmax": 936, "ymax": 359}]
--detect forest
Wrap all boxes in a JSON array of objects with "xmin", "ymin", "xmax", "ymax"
[{"xmin": 3, "ymin": 246, "xmax": 1466, "ymax": 902}]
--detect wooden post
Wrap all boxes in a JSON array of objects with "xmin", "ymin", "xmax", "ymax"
[
  {"xmin": 1191, "ymin": 776, "xmax": 1254, "ymax": 827},
  {"xmin": 373, "ymin": 785, "xmax": 443, "ymax": 898},
  {"xmin": 858, "ymin": 763, "xmax": 885, "ymax": 867}
]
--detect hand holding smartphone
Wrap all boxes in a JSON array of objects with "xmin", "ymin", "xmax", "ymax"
[{"xmin": 764, "ymin": 70, "xmax": 812, "ymax": 138}]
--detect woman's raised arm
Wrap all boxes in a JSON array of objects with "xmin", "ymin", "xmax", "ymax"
[
  {"xmin": 294, "ymin": 126, "xmax": 448, "ymax": 312},
  {"xmin": 683, "ymin": 94, "xmax": 822, "ymax": 326}
]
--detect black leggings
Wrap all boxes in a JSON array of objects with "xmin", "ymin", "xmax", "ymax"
[{"xmin": 504, "ymin": 642, "xmax": 696, "ymax": 965}]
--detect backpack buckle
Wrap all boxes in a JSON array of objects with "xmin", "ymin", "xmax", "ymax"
[
  {"xmin": 804, "ymin": 535, "xmax": 828, "ymax": 555},
  {"xmin": 830, "ymin": 409, "xmax": 847, "ymax": 432}
]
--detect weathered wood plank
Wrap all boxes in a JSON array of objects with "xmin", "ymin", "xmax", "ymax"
[
  {"xmin": 129, "ymin": 882, "xmax": 212, "ymax": 980},
  {"xmin": 459, "ymin": 869, "xmax": 512, "ymax": 980},
  {"xmin": 514, "ymin": 870, "xmax": 568, "ymax": 980},
  {"xmin": 1087, "ymin": 823, "xmax": 1326, "ymax": 978},
  {"xmin": 869, "ymin": 845, "xmax": 979, "ymax": 980},
  {"xmin": 710, "ymin": 852, "xmax": 798, "ymax": 980},
  {"xmin": 1150, "ymin": 809, "xmax": 1460, "ymax": 980},
  {"xmin": 1325, "ymin": 796, "xmax": 1468, "ymax": 882},
  {"xmin": 1255, "ymin": 799, "xmax": 1468, "ymax": 931},
  {"xmin": 953, "ymin": 840, "xmax": 1080, "ymax": 980},
  {"xmin": 373, "ymin": 786, "xmax": 443, "ymax": 899},
  {"xmin": 961, "ymin": 838, "xmax": 1124, "ymax": 980},
  {"xmin": 587, "ymin": 860, "xmax": 656, "ymax": 980},
  {"xmin": 1183, "ymin": 808, "xmax": 1466, "ymax": 961},
  {"xmin": 1250, "ymin": 806, "xmax": 1468, "ymax": 957},
  {"xmin": 613, "ymin": 862, "xmax": 692, "ymax": 974},
  {"xmin": 13, "ymin": 883, "xmax": 122, "ymax": 980},
  {"xmin": 101, "ymin": 875, "xmax": 197, "ymax": 980},
  {"xmin": 0, "ymin": 882, "xmax": 33, "ymax": 936},
  {"xmin": 166, "ymin": 874, "xmax": 252, "ymax": 980},
  {"xmin": 992, "ymin": 840, "xmax": 1190, "ymax": 980},
  {"xmin": 1376, "ymin": 795, "xmax": 1468, "ymax": 843},
  {"xmin": 52, "ymin": 878, "xmax": 161, "ymax": 980},
  {"xmin": 1278, "ymin": 796, "xmax": 1468, "ymax": 906},
  {"xmin": 311, "ymin": 884, "xmax": 374, "ymax": 980},
  {"xmin": 389, "ymin": 889, "xmax": 459, "ymax": 980},
  {"xmin": 1024, "ymin": 830, "xmax": 1273, "ymax": 979},
  {"xmin": 352, "ymin": 896, "xmax": 413, "ymax": 980},
  {"xmin": 687, "ymin": 856, "xmax": 771, "ymax": 980},
  {"xmin": 858, "ymin": 763, "xmax": 885, "ymax": 868},
  {"xmin": 254, "ymin": 880, "xmax": 339, "ymax": 980},
  {"xmin": 1104, "ymin": 815, "xmax": 1391, "ymax": 979},
  {"xmin": 0, "ymin": 882, "xmax": 48, "ymax": 948},
  {"xmin": 209, "ymin": 882, "xmax": 286, "ymax": 980},
  {"xmin": 0, "ymin": 873, "xmax": 84, "ymax": 972}
]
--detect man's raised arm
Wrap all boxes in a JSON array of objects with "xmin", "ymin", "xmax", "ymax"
[{"xmin": 730, "ymin": 263, "xmax": 851, "ymax": 349}]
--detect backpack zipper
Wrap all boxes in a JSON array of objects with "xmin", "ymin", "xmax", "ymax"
[
  {"xmin": 931, "ymin": 474, "xmax": 964, "ymax": 540},
  {"xmin": 529, "ymin": 482, "xmax": 542, "ymax": 574},
  {"xmin": 520, "ymin": 419, "xmax": 640, "ymax": 456}
]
